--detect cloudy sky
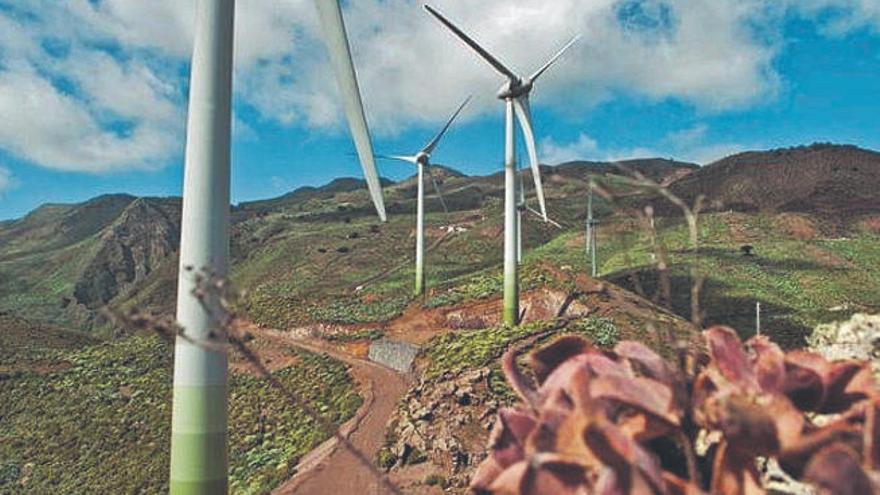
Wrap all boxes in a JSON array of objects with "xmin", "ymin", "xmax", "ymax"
[{"xmin": 0, "ymin": 0, "xmax": 878, "ymax": 219}]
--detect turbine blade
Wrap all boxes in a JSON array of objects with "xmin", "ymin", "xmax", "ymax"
[
  {"xmin": 529, "ymin": 34, "xmax": 580, "ymax": 83},
  {"xmin": 422, "ymin": 95, "xmax": 472, "ymax": 155},
  {"xmin": 425, "ymin": 165, "xmax": 449, "ymax": 214},
  {"xmin": 314, "ymin": 0, "xmax": 387, "ymax": 221},
  {"xmin": 423, "ymin": 5, "xmax": 518, "ymax": 81},
  {"xmin": 376, "ymin": 153, "xmax": 418, "ymax": 164},
  {"xmin": 512, "ymin": 96, "xmax": 548, "ymax": 222},
  {"xmin": 525, "ymin": 205, "xmax": 563, "ymax": 229}
]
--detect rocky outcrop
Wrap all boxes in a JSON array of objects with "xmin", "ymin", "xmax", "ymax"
[
  {"xmin": 73, "ymin": 199, "xmax": 180, "ymax": 308},
  {"xmin": 381, "ymin": 368, "xmax": 505, "ymax": 490},
  {"xmin": 809, "ymin": 313, "xmax": 880, "ymax": 377}
]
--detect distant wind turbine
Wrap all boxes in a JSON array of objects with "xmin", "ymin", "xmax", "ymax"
[
  {"xmin": 425, "ymin": 4, "xmax": 578, "ymax": 324},
  {"xmin": 517, "ymin": 164, "xmax": 562, "ymax": 264},
  {"xmin": 378, "ymin": 95, "xmax": 471, "ymax": 296},
  {"xmin": 169, "ymin": 1, "xmax": 386, "ymax": 492},
  {"xmin": 586, "ymin": 179, "xmax": 598, "ymax": 277}
]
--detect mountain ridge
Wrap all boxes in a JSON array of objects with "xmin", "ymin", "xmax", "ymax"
[{"xmin": 1, "ymin": 144, "xmax": 876, "ymax": 335}]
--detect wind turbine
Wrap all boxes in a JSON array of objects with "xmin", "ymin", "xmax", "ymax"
[
  {"xmin": 425, "ymin": 4, "xmax": 578, "ymax": 325},
  {"xmin": 586, "ymin": 179, "xmax": 598, "ymax": 277},
  {"xmin": 379, "ymin": 96, "xmax": 471, "ymax": 297},
  {"xmin": 516, "ymin": 164, "xmax": 562, "ymax": 264},
  {"xmin": 169, "ymin": 1, "xmax": 386, "ymax": 492}
]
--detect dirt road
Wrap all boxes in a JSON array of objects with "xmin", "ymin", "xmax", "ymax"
[{"xmin": 256, "ymin": 329, "xmax": 410, "ymax": 495}]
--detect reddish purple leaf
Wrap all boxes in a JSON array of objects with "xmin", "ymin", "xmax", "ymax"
[{"xmin": 804, "ymin": 444, "xmax": 875, "ymax": 495}]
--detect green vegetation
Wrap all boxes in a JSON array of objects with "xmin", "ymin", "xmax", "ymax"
[
  {"xmin": 423, "ymin": 322, "xmax": 553, "ymax": 378},
  {"xmin": 425, "ymin": 474, "xmax": 450, "ymax": 488},
  {"xmin": 0, "ymin": 335, "xmax": 360, "ymax": 494},
  {"xmin": 600, "ymin": 213, "xmax": 880, "ymax": 346},
  {"xmin": 567, "ymin": 317, "xmax": 620, "ymax": 348}
]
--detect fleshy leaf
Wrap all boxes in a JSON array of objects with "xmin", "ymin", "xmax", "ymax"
[
  {"xmin": 503, "ymin": 347, "xmax": 539, "ymax": 408},
  {"xmin": 530, "ymin": 335, "xmax": 592, "ymax": 384},
  {"xmin": 803, "ymin": 444, "xmax": 874, "ymax": 495},
  {"xmin": 704, "ymin": 327, "xmax": 758, "ymax": 391},
  {"xmin": 746, "ymin": 336, "xmax": 786, "ymax": 393},
  {"xmin": 590, "ymin": 375, "xmax": 680, "ymax": 428},
  {"xmin": 709, "ymin": 440, "xmax": 765, "ymax": 495},
  {"xmin": 615, "ymin": 341, "xmax": 677, "ymax": 386}
]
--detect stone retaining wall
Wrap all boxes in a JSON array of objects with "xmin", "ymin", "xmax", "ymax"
[{"xmin": 368, "ymin": 338, "xmax": 419, "ymax": 373}]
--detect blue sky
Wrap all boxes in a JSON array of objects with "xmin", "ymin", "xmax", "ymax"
[{"xmin": 0, "ymin": 1, "xmax": 878, "ymax": 220}]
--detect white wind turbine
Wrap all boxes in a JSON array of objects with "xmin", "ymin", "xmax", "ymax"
[
  {"xmin": 516, "ymin": 164, "xmax": 563, "ymax": 264},
  {"xmin": 169, "ymin": 1, "xmax": 386, "ymax": 492},
  {"xmin": 586, "ymin": 179, "xmax": 598, "ymax": 277},
  {"xmin": 425, "ymin": 4, "xmax": 578, "ymax": 324},
  {"xmin": 379, "ymin": 96, "xmax": 471, "ymax": 297}
]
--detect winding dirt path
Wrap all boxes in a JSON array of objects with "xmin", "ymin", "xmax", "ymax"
[{"xmin": 251, "ymin": 328, "xmax": 410, "ymax": 495}]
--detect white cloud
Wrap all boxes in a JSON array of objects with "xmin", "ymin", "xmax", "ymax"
[
  {"xmin": 540, "ymin": 133, "xmax": 600, "ymax": 164},
  {"xmin": 0, "ymin": 0, "xmax": 876, "ymax": 174},
  {"xmin": 0, "ymin": 165, "xmax": 18, "ymax": 197},
  {"xmin": 540, "ymin": 124, "xmax": 750, "ymax": 165},
  {"xmin": 0, "ymin": 67, "xmax": 179, "ymax": 172},
  {"xmin": 793, "ymin": 0, "xmax": 880, "ymax": 35}
]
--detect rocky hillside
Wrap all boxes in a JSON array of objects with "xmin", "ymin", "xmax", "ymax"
[
  {"xmin": 2, "ymin": 144, "xmax": 877, "ymax": 338},
  {"xmin": 0, "ymin": 195, "xmax": 180, "ymax": 333},
  {"xmin": 663, "ymin": 143, "xmax": 880, "ymax": 218},
  {"xmin": 0, "ymin": 158, "xmax": 695, "ymax": 335},
  {"xmin": 3, "ymin": 144, "xmax": 880, "ymax": 494}
]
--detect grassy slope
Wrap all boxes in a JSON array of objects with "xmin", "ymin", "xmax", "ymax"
[
  {"xmin": 0, "ymin": 235, "xmax": 102, "ymax": 330},
  {"xmin": 0, "ymin": 333, "xmax": 361, "ymax": 494},
  {"xmin": 3, "ymin": 151, "xmax": 879, "ymax": 492},
  {"xmin": 232, "ymin": 180, "xmax": 880, "ymax": 350},
  {"xmin": 598, "ymin": 212, "xmax": 880, "ymax": 347}
]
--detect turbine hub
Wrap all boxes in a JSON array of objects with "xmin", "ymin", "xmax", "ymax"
[
  {"xmin": 497, "ymin": 77, "xmax": 532, "ymax": 100},
  {"xmin": 415, "ymin": 152, "xmax": 429, "ymax": 165}
]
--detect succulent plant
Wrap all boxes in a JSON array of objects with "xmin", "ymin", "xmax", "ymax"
[{"xmin": 471, "ymin": 326, "xmax": 880, "ymax": 494}]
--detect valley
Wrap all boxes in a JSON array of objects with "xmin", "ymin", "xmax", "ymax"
[{"xmin": 2, "ymin": 144, "xmax": 880, "ymax": 493}]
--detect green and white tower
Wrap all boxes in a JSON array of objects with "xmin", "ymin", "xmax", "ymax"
[{"xmin": 169, "ymin": 0, "xmax": 235, "ymax": 493}]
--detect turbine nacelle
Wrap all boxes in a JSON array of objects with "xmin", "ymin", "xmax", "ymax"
[
  {"xmin": 497, "ymin": 77, "xmax": 532, "ymax": 100},
  {"xmin": 415, "ymin": 151, "xmax": 430, "ymax": 165}
]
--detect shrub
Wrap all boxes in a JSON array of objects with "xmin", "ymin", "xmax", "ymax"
[
  {"xmin": 425, "ymin": 474, "xmax": 450, "ymax": 488},
  {"xmin": 471, "ymin": 327, "xmax": 880, "ymax": 494}
]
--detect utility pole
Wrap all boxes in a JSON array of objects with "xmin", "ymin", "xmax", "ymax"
[{"xmin": 169, "ymin": 0, "xmax": 235, "ymax": 493}]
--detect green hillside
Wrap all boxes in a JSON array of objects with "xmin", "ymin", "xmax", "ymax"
[
  {"xmin": 0, "ymin": 328, "xmax": 360, "ymax": 494},
  {"xmin": 3, "ymin": 145, "xmax": 880, "ymax": 492}
]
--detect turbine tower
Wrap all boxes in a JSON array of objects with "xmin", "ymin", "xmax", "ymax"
[
  {"xmin": 169, "ymin": 1, "xmax": 386, "ymax": 492},
  {"xmin": 425, "ymin": 4, "xmax": 578, "ymax": 325},
  {"xmin": 586, "ymin": 179, "xmax": 598, "ymax": 277},
  {"xmin": 169, "ymin": 0, "xmax": 236, "ymax": 492},
  {"xmin": 379, "ymin": 96, "xmax": 471, "ymax": 296}
]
